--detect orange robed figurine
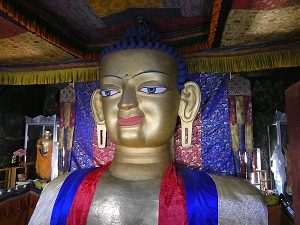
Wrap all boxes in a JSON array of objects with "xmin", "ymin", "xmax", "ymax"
[{"xmin": 36, "ymin": 130, "xmax": 53, "ymax": 180}]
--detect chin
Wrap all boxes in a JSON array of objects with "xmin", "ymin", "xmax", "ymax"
[{"xmin": 117, "ymin": 127, "xmax": 146, "ymax": 146}]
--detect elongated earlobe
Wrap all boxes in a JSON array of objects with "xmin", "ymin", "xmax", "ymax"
[
  {"xmin": 97, "ymin": 123, "xmax": 107, "ymax": 148},
  {"xmin": 91, "ymin": 89, "xmax": 107, "ymax": 148},
  {"xmin": 178, "ymin": 82, "xmax": 201, "ymax": 147}
]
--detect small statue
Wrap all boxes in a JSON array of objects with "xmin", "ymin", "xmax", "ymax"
[
  {"xmin": 35, "ymin": 130, "xmax": 52, "ymax": 180},
  {"xmin": 39, "ymin": 131, "xmax": 52, "ymax": 156}
]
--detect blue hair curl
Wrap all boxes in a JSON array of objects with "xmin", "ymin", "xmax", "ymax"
[{"xmin": 100, "ymin": 21, "xmax": 186, "ymax": 92}]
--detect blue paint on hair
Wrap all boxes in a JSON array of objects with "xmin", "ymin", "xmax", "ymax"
[{"xmin": 100, "ymin": 21, "xmax": 187, "ymax": 91}]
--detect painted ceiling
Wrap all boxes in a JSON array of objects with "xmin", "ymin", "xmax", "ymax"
[{"xmin": 0, "ymin": 0, "xmax": 299, "ymax": 80}]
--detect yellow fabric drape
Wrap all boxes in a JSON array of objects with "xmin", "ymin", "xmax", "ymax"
[
  {"xmin": 0, "ymin": 67, "xmax": 100, "ymax": 85},
  {"xmin": 1, "ymin": 48, "xmax": 299, "ymax": 85},
  {"xmin": 185, "ymin": 48, "xmax": 300, "ymax": 73}
]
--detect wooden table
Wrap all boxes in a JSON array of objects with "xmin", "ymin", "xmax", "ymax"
[{"xmin": 0, "ymin": 188, "xmax": 40, "ymax": 225}]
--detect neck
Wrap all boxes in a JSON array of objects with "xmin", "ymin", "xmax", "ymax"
[{"xmin": 109, "ymin": 144, "xmax": 171, "ymax": 180}]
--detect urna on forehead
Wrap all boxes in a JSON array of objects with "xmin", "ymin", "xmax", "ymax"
[{"xmin": 99, "ymin": 48, "xmax": 178, "ymax": 78}]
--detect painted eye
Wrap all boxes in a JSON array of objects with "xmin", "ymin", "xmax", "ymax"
[
  {"xmin": 100, "ymin": 89, "xmax": 119, "ymax": 97},
  {"xmin": 139, "ymin": 86, "xmax": 167, "ymax": 94}
]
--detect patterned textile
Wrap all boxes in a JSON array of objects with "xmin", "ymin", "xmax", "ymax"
[
  {"xmin": 232, "ymin": 0, "xmax": 296, "ymax": 9},
  {"xmin": 92, "ymin": 128, "xmax": 115, "ymax": 166},
  {"xmin": 228, "ymin": 77, "xmax": 253, "ymax": 177},
  {"xmin": 251, "ymin": 0, "xmax": 296, "ymax": 9},
  {"xmin": 228, "ymin": 76, "xmax": 251, "ymax": 96},
  {"xmin": 59, "ymin": 85, "xmax": 76, "ymax": 150},
  {"xmin": 0, "ymin": 14, "xmax": 75, "ymax": 66},
  {"xmin": 179, "ymin": 0, "xmax": 212, "ymax": 17},
  {"xmin": 221, "ymin": 3, "xmax": 300, "ymax": 46},
  {"xmin": 59, "ymin": 85, "xmax": 76, "ymax": 173},
  {"xmin": 184, "ymin": 39, "xmax": 300, "ymax": 73},
  {"xmin": 163, "ymin": 0, "xmax": 180, "ymax": 8},
  {"xmin": 70, "ymin": 82, "xmax": 99, "ymax": 171},
  {"xmin": 39, "ymin": 0, "xmax": 105, "ymax": 41},
  {"xmin": 1, "ymin": 0, "xmax": 218, "ymax": 61},
  {"xmin": 70, "ymin": 75, "xmax": 234, "ymax": 175},
  {"xmin": 174, "ymin": 112, "xmax": 202, "ymax": 168},
  {"xmin": 96, "ymin": 16, "xmax": 208, "ymax": 46},
  {"xmin": 0, "ymin": 32, "xmax": 74, "ymax": 65},
  {"xmin": 197, "ymin": 74, "xmax": 234, "ymax": 175},
  {"xmin": 87, "ymin": 0, "xmax": 163, "ymax": 17},
  {"xmin": 0, "ymin": 16, "xmax": 26, "ymax": 39}
]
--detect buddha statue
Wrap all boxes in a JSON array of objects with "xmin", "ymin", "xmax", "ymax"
[
  {"xmin": 29, "ymin": 22, "xmax": 267, "ymax": 225},
  {"xmin": 35, "ymin": 130, "xmax": 53, "ymax": 180}
]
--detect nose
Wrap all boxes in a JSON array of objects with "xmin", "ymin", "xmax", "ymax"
[{"xmin": 118, "ymin": 83, "xmax": 138, "ymax": 110}]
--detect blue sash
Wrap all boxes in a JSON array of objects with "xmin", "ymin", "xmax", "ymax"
[
  {"xmin": 50, "ymin": 165, "xmax": 218, "ymax": 225},
  {"xmin": 179, "ymin": 166, "xmax": 218, "ymax": 225},
  {"xmin": 50, "ymin": 168, "xmax": 94, "ymax": 225}
]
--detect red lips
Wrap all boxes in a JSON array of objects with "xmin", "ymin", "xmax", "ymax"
[{"xmin": 118, "ymin": 116, "xmax": 144, "ymax": 126}]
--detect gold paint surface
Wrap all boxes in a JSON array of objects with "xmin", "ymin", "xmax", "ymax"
[
  {"xmin": 96, "ymin": 49, "xmax": 181, "ymax": 180},
  {"xmin": 99, "ymin": 49, "xmax": 180, "ymax": 148}
]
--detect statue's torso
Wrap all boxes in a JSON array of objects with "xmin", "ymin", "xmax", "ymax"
[
  {"xmin": 30, "ymin": 170, "xmax": 268, "ymax": 225},
  {"xmin": 41, "ymin": 140, "xmax": 51, "ymax": 155},
  {"xmin": 88, "ymin": 172, "xmax": 161, "ymax": 225}
]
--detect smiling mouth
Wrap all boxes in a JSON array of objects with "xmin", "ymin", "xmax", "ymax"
[{"xmin": 118, "ymin": 116, "xmax": 144, "ymax": 126}]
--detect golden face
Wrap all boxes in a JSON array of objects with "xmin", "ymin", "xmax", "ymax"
[{"xmin": 99, "ymin": 49, "xmax": 180, "ymax": 147}]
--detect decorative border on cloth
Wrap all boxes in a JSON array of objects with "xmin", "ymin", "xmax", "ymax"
[
  {"xmin": 0, "ymin": 67, "xmax": 99, "ymax": 85},
  {"xmin": 1, "ymin": 44, "xmax": 299, "ymax": 85},
  {"xmin": 176, "ymin": 0, "xmax": 222, "ymax": 54},
  {"xmin": 185, "ymin": 45, "xmax": 300, "ymax": 73},
  {"xmin": 2, "ymin": 47, "xmax": 298, "ymax": 85},
  {"xmin": 0, "ymin": 0, "xmax": 98, "ymax": 60},
  {"xmin": 1, "ymin": 39, "xmax": 299, "ymax": 85},
  {"xmin": 0, "ymin": 0, "xmax": 222, "ymax": 58}
]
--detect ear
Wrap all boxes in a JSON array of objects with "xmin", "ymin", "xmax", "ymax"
[
  {"xmin": 178, "ymin": 82, "xmax": 201, "ymax": 147},
  {"xmin": 91, "ymin": 89, "xmax": 107, "ymax": 148},
  {"xmin": 91, "ymin": 89, "xmax": 104, "ymax": 125},
  {"xmin": 178, "ymin": 81, "xmax": 201, "ymax": 123}
]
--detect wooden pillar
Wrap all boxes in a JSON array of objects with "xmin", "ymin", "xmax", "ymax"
[{"xmin": 285, "ymin": 82, "xmax": 300, "ymax": 225}]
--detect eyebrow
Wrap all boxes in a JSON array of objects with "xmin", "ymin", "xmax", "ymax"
[
  {"xmin": 101, "ymin": 75, "xmax": 123, "ymax": 79},
  {"xmin": 101, "ymin": 70, "xmax": 170, "ymax": 79},
  {"xmin": 132, "ymin": 70, "xmax": 171, "ymax": 78}
]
